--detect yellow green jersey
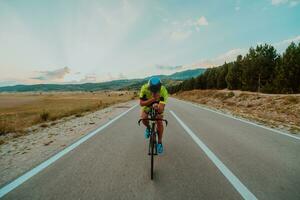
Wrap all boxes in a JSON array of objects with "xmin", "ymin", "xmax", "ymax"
[{"xmin": 139, "ymin": 83, "xmax": 168, "ymax": 111}]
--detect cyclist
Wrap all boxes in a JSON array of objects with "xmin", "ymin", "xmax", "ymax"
[{"xmin": 139, "ymin": 77, "xmax": 168, "ymax": 154}]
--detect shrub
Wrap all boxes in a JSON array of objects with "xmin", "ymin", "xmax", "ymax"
[
  {"xmin": 227, "ymin": 92, "xmax": 235, "ymax": 98},
  {"xmin": 290, "ymin": 126, "xmax": 300, "ymax": 134},
  {"xmin": 75, "ymin": 114, "xmax": 83, "ymax": 117},
  {"xmin": 246, "ymin": 103, "xmax": 254, "ymax": 108},
  {"xmin": 0, "ymin": 139, "xmax": 5, "ymax": 145},
  {"xmin": 40, "ymin": 111, "xmax": 50, "ymax": 121},
  {"xmin": 213, "ymin": 92, "xmax": 226, "ymax": 99},
  {"xmin": 285, "ymin": 96, "xmax": 299, "ymax": 104},
  {"xmin": 225, "ymin": 101, "xmax": 236, "ymax": 106},
  {"xmin": 238, "ymin": 93, "xmax": 248, "ymax": 101},
  {"xmin": 12, "ymin": 131, "xmax": 26, "ymax": 138},
  {"xmin": 40, "ymin": 124, "xmax": 49, "ymax": 128},
  {"xmin": 50, "ymin": 122, "xmax": 57, "ymax": 126},
  {"xmin": 0, "ymin": 121, "xmax": 15, "ymax": 135}
]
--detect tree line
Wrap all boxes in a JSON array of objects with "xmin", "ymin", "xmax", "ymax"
[{"xmin": 168, "ymin": 42, "xmax": 300, "ymax": 94}]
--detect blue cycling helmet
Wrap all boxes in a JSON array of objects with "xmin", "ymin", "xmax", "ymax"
[{"xmin": 148, "ymin": 77, "xmax": 162, "ymax": 93}]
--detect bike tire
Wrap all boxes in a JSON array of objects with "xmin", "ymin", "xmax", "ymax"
[{"xmin": 150, "ymin": 133, "xmax": 154, "ymax": 180}]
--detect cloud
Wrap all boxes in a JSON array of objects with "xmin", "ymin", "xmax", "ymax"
[
  {"xmin": 182, "ymin": 17, "xmax": 208, "ymax": 27},
  {"xmin": 0, "ymin": 2, "xmax": 63, "ymax": 81},
  {"xmin": 0, "ymin": 0, "xmax": 144, "ymax": 84},
  {"xmin": 169, "ymin": 16, "xmax": 208, "ymax": 41},
  {"xmin": 182, "ymin": 16, "xmax": 208, "ymax": 30},
  {"xmin": 185, "ymin": 48, "xmax": 246, "ymax": 68},
  {"xmin": 170, "ymin": 31, "xmax": 192, "ymax": 41},
  {"xmin": 0, "ymin": 80, "xmax": 22, "ymax": 87},
  {"xmin": 0, "ymin": 76, "xmax": 50, "ymax": 87},
  {"xmin": 162, "ymin": 18, "xmax": 169, "ymax": 23},
  {"xmin": 234, "ymin": 0, "xmax": 241, "ymax": 11},
  {"xmin": 155, "ymin": 65, "xmax": 183, "ymax": 71},
  {"xmin": 271, "ymin": 0, "xmax": 288, "ymax": 5},
  {"xmin": 118, "ymin": 73, "xmax": 127, "ymax": 79},
  {"xmin": 217, "ymin": 49, "xmax": 246, "ymax": 61},
  {"xmin": 271, "ymin": 0, "xmax": 299, "ymax": 6},
  {"xmin": 31, "ymin": 67, "xmax": 70, "ymax": 81},
  {"xmin": 184, "ymin": 35, "xmax": 300, "ymax": 69},
  {"xmin": 195, "ymin": 16, "xmax": 208, "ymax": 26},
  {"xmin": 289, "ymin": 1, "xmax": 300, "ymax": 6},
  {"xmin": 273, "ymin": 35, "xmax": 300, "ymax": 52},
  {"xmin": 79, "ymin": 74, "xmax": 97, "ymax": 83}
]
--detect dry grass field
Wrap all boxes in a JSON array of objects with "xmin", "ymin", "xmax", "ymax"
[
  {"xmin": 175, "ymin": 90, "xmax": 300, "ymax": 134},
  {"xmin": 0, "ymin": 91, "xmax": 137, "ymax": 138}
]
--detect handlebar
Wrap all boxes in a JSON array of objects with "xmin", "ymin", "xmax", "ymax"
[{"xmin": 138, "ymin": 118, "xmax": 168, "ymax": 126}]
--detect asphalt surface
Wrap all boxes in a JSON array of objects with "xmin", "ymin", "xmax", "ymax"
[{"xmin": 1, "ymin": 98, "xmax": 300, "ymax": 200}]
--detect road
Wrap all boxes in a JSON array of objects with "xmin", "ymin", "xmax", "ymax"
[{"xmin": 1, "ymin": 98, "xmax": 299, "ymax": 200}]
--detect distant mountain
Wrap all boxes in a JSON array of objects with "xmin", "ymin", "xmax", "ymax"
[
  {"xmin": 167, "ymin": 68, "xmax": 206, "ymax": 80},
  {"xmin": 0, "ymin": 79, "xmax": 139, "ymax": 92},
  {"xmin": 0, "ymin": 68, "xmax": 206, "ymax": 92},
  {"xmin": 145, "ymin": 68, "xmax": 206, "ymax": 80}
]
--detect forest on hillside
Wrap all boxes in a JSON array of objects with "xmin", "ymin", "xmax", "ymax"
[{"xmin": 168, "ymin": 42, "xmax": 300, "ymax": 94}]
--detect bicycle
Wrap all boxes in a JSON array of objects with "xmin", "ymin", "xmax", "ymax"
[{"xmin": 138, "ymin": 106, "xmax": 168, "ymax": 180}]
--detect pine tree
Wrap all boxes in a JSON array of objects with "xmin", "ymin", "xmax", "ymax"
[
  {"xmin": 226, "ymin": 56, "xmax": 242, "ymax": 90},
  {"xmin": 217, "ymin": 63, "xmax": 228, "ymax": 89}
]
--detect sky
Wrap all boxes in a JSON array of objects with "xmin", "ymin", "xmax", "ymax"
[{"xmin": 0, "ymin": 0, "xmax": 300, "ymax": 86}]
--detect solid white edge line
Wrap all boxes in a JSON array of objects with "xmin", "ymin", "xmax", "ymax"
[
  {"xmin": 172, "ymin": 97, "xmax": 300, "ymax": 141},
  {"xmin": 170, "ymin": 110, "xmax": 258, "ymax": 200},
  {"xmin": 0, "ymin": 104, "xmax": 138, "ymax": 198}
]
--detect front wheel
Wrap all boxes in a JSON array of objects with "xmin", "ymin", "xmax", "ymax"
[{"xmin": 150, "ymin": 134, "xmax": 155, "ymax": 180}]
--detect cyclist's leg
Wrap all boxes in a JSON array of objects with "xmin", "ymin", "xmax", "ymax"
[
  {"xmin": 141, "ymin": 108, "xmax": 150, "ymax": 129},
  {"xmin": 156, "ymin": 113, "xmax": 164, "ymax": 143}
]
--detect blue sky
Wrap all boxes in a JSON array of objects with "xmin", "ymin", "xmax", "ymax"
[{"xmin": 0, "ymin": 0, "xmax": 300, "ymax": 86}]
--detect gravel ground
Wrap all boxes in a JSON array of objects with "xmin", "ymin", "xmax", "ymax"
[{"xmin": 175, "ymin": 90, "xmax": 300, "ymax": 135}]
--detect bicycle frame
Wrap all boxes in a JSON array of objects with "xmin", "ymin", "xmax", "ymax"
[{"xmin": 138, "ymin": 107, "xmax": 168, "ymax": 180}]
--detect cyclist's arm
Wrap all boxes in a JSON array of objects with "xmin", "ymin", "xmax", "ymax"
[
  {"xmin": 157, "ymin": 86, "xmax": 168, "ymax": 113},
  {"xmin": 139, "ymin": 84, "xmax": 160, "ymax": 106},
  {"xmin": 159, "ymin": 87, "xmax": 168, "ymax": 103},
  {"xmin": 140, "ymin": 98, "xmax": 156, "ymax": 107}
]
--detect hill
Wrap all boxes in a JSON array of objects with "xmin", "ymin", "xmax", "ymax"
[
  {"xmin": 167, "ymin": 68, "xmax": 206, "ymax": 80},
  {"xmin": 0, "ymin": 68, "xmax": 206, "ymax": 92}
]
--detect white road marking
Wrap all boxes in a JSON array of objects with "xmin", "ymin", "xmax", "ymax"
[
  {"xmin": 173, "ymin": 98, "xmax": 300, "ymax": 141},
  {"xmin": 0, "ymin": 104, "xmax": 138, "ymax": 198},
  {"xmin": 170, "ymin": 110, "xmax": 258, "ymax": 200}
]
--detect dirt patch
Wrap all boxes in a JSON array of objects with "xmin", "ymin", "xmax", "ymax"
[{"xmin": 175, "ymin": 89, "xmax": 300, "ymax": 135}]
